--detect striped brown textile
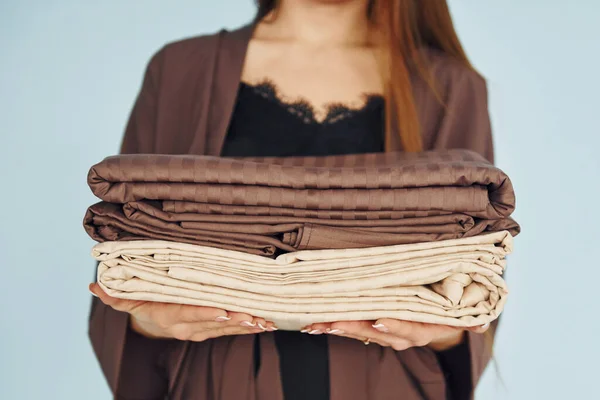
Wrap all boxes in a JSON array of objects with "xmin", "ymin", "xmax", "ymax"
[{"xmin": 84, "ymin": 149, "xmax": 519, "ymax": 255}]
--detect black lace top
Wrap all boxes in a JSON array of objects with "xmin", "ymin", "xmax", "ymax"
[{"xmin": 222, "ymin": 81, "xmax": 385, "ymax": 157}]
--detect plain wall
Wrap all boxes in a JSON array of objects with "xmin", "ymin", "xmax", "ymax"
[{"xmin": 1, "ymin": 1, "xmax": 598, "ymax": 399}]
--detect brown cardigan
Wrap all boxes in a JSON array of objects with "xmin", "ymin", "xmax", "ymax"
[{"xmin": 88, "ymin": 24, "xmax": 497, "ymax": 400}]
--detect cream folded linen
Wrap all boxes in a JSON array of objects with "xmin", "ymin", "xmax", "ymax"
[{"xmin": 93, "ymin": 231, "xmax": 512, "ymax": 330}]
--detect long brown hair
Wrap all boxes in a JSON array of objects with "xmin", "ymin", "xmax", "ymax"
[{"xmin": 255, "ymin": 0, "xmax": 474, "ymax": 152}]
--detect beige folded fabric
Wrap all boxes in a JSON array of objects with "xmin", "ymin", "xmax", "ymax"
[{"xmin": 93, "ymin": 231, "xmax": 512, "ymax": 330}]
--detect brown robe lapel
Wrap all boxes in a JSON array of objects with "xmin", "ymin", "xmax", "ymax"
[{"xmin": 188, "ymin": 24, "xmax": 255, "ymax": 156}]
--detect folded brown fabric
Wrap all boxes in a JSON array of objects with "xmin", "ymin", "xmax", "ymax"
[
  {"xmin": 84, "ymin": 150, "xmax": 519, "ymax": 255},
  {"xmin": 94, "ymin": 231, "xmax": 512, "ymax": 329}
]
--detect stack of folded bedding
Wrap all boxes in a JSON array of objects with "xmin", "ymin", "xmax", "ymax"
[{"xmin": 84, "ymin": 149, "xmax": 520, "ymax": 329}]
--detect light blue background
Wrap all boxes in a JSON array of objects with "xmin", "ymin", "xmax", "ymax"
[{"xmin": 1, "ymin": 1, "xmax": 599, "ymax": 399}]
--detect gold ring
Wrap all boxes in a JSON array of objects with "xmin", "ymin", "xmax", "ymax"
[{"xmin": 363, "ymin": 338, "xmax": 371, "ymax": 345}]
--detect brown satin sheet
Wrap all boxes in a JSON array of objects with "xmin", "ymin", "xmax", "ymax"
[
  {"xmin": 84, "ymin": 150, "xmax": 520, "ymax": 255},
  {"xmin": 94, "ymin": 231, "xmax": 511, "ymax": 329}
]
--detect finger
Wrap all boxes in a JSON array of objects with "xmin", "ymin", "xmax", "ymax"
[
  {"xmin": 467, "ymin": 322, "xmax": 490, "ymax": 334},
  {"xmin": 188, "ymin": 323, "xmax": 263, "ymax": 342},
  {"xmin": 329, "ymin": 320, "xmax": 372, "ymax": 334},
  {"xmin": 328, "ymin": 320, "xmax": 365, "ymax": 333},
  {"xmin": 373, "ymin": 319, "xmax": 458, "ymax": 344},
  {"xmin": 177, "ymin": 303, "xmax": 231, "ymax": 323},
  {"xmin": 89, "ymin": 283, "xmax": 141, "ymax": 313},
  {"xmin": 332, "ymin": 320, "xmax": 414, "ymax": 350},
  {"xmin": 327, "ymin": 330, "xmax": 390, "ymax": 347},
  {"xmin": 89, "ymin": 282, "xmax": 115, "ymax": 305},
  {"xmin": 251, "ymin": 317, "xmax": 279, "ymax": 332},
  {"xmin": 264, "ymin": 321, "xmax": 279, "ymax": 331},
  {"xmin": 161, "ymin": 309, "xmax": 261, "ymax": 338},
  {"xmin": 226, "ymin": 311, "xmax": 256, "ymax": 326},
  {"xmin": 154, "ymin": 305, "xmax": 262, "ymax": 331},
  {"xmin": 302, "ymin": 322, "xmax": 333, "ymax": 334},
  {"xmin": 174, "ymin": 319, "xmax": 254, "ymax": 332},
  {"xmin": 254, "ymin": 317, "xmax": 270, "ymax": 332}
]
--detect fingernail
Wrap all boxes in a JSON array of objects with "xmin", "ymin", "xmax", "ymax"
[
  {"xmin": 481, "ymin": 323, "xmax": 490, "ymax": 329},
  {"xmin": 326, "ymin": 329, "xmax": 344, "ymax": 334},
  {"xmin": 215, "ymin": 315, "xmax": 231, "ymax": 322},
  {"xmin": 308, "ymin": 329, "xmax": 322, "ymax": 335},
  {"xmin": 300, "ymin": 328, "xmax": 310, "ymax": 333},
  {"xmin": 269, "ymin": 326, "xmax": 279, "ymax": 331},
  {"xmin": 89, "ymin": 288, "xmax": 99, "ymax": 298},
  {"xmin": 257, "ymin": 323, "xmax": 268, "ymax": 331},
  {"xmin": 372, "ymin": 323, "xmax": 389, "ymax": 333},
  {"xmin": 241, "ymin": 321, "xmax": 256, "ymax": 327}
]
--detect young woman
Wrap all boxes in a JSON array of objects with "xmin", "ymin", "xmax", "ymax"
[{"xmin": 89, "ymin": 1, "xmax": 496, "ymax": 399}]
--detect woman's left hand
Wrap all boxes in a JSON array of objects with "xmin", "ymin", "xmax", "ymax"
[{"xmin": 302, "ymin": 319, "xmax": 490, "ymax": 352}]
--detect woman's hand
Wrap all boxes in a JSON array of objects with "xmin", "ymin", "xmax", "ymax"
[
  {"xmin": 89, "ymin": 283, "xmax": 277, "ymax": 341},
  {"xmin": 302, "ymin": 319, "xmax": 490, "ymax": 352}
]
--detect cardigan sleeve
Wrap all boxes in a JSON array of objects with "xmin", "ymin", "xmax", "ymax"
[
  {"xmin": 428, "ymin": 61, "xmax": 499, "ymax": 399},
  {"xmin": 88, "ymin": 47, "xmax": 172, "ymax": 399}
]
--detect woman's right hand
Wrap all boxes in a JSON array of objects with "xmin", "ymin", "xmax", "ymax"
[{"xmin": 89, "ymin": 283, "xmax": 276, "ymax": 341}]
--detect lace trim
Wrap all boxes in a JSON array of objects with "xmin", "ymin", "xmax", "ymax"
[{"xmin": 241, "ymin": 80, "xmax": 383, "ymax": 125}]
